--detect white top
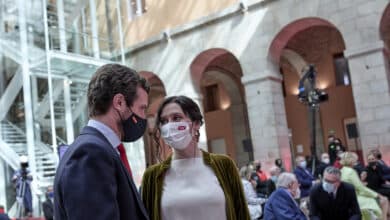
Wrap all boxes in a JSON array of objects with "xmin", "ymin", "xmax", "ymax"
[
  {"xmin": 241, "ymin": 179, "xmax": 266, "ymax": 220},
  {"xmin": 161, "ymin": 157, "xmax": 226, "ymax": 220}
]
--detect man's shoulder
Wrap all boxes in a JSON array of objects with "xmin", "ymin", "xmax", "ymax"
[
  {"xmin": 269, "ymin": 188, "xmax": 287, "ymax": 200},
  {"xmin": 340, "ymin": 181, "xmax": 355, "ymax": 191}
]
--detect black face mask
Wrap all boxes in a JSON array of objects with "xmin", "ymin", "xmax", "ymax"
[{"xmin": 122, "ymin": 112, "xmax": 147, "ymax": 142}]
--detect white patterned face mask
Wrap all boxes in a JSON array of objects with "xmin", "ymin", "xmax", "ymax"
[{"xmin": 161, "ymin": 121, "xmax": 192, "ymax": 150}]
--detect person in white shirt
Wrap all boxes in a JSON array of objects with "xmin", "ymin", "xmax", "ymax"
[
  {"xmin": 239, "ymin": 165, "xmax": 267, "ymax": 220},
  {"xmin": 141, "ymin": 95, "xmax": 250, "ymax": 220}
]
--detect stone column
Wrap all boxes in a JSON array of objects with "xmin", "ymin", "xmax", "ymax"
[
  {"xmin": 243, "ymin": 73, "xmax": 292, "ymax": 171},
  {"xmin": 346, "ymin": 41, "xmax": 390, "ymax": 161}
]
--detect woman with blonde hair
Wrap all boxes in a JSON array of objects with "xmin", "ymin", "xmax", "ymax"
[
  {"xmin": 340, "ymin": 152, "xmax": 388, "ymax": 220},
  {"xmin": 239, "ymin": 165, "xmax": 267, "ymax": 220}
]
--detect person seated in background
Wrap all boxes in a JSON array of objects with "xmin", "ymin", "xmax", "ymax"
[
  {"xmin": 310, "ymin": 166, "xmax": 361, "ymax": 220},
  {"xmin": 269, "ymin": 166, "xmax": 281, "ymax": 185},
  {"xmin": 240, "ymin": 165, "xmax": 267, "ymax": 220},
  {"xmin": 370, "ymin": 149, "xmax": 390, "ymax": 181},
  {"xmin": 314, "ymin": 153, "xmax": 330, "ymax": 179},
  {"xmin": 0, "ymin": 205, "xmax": 10, "ymax": 220},
  {"xmin": 252, "ymin": 161, "xmax": 274, "ymax": 198},
  {"xmin": 275, "ymin": 158, "xmax": 285, "ymax": 173},
  {"xmin": 364, "ymin": 153, "xmax": 390, "ymax": 200},
  {"xmin": 353, "ymin": 157, "xmax": 366, "ymax": 177},
  {"xmin": 264, "ymin": 172, "xmax": 306, "ymax": 220},
  {"xmin": 333, "ymin": 150, "xmax": 344, "ymax": 169},
  {"xmin": 340, "ymin": 152, "xmax": 387, "ymax": 220},
  {"xmin": 293, "ymin": 156, "xmax": 317, "ymax": 199}
]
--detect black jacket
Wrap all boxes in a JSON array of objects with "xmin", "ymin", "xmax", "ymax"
[
  {"xmin": 310, "ymin": 182, "xmax": 361, "ymax": 220},
  {"xmin": 42, "ymin": 199, "xmax": 54, "ymax": 220}
]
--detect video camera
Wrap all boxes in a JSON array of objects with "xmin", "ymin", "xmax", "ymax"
[
  {"xmin": 19, "ymin": 155, "xmax": 29, "ymax": 180},
  {"xmin": 297, "ymin": 65, "xmax": 328, "ymax": 106}
]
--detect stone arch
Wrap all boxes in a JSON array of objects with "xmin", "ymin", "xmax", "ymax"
[
  {"xmin": 190, "ymin": 48, "xmax": 243, "ymax": 94},
  {"xmin": 380, "ymin": 3, "xmax": 390, "ymax": 50},
  {"xmin": 269, "ymin": 17, "xmax": 359, "ymax": 161},
  {"xmin": 190, "ymin": 48, "xmax": 251, "ymax": 166},
  {"xmin": 269, "ymin": 17, "xmax": 344, "ymax": 65}
]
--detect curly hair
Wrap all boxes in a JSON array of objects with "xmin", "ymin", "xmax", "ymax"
[{"xmin": 87, "ymin": 64, "xmax": 149, "ymax": 117}]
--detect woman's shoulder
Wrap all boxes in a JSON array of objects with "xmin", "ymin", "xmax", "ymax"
[
  {"xmin": 207, "ymin": 151, "xmax": 234, "ymax": 162},
  {"xmin": 144, "ymin": 158, "xmax": 172, "ymax": 178}
]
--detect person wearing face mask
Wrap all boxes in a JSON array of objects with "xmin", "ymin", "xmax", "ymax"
[
  {"xmin": 264, "ymin": 172, "xmax": 306, "ymax": 220},
  {"xmin": 314, "ymin": 153, "xmax": 330, "ymax": 179},
  {"xmin": 365, "ymin": 153, "xmax": 390, "ymax": 200},
  {"xmin": 293, "ymin": 156, "xmax": 317, "ymax": 199},
  {"xmin": 340, "ymin": 152, "xmax": 387, "ymax": 220},
  {"xmin": 141, "ymin": 96, "xmax": 250, "ymax": 220},
  {"xmin": 370, "ymin": 149, "xmax": 390, "ymax": 181},
  {"xmin": 309, "ymin": 166, "xmax": 361, "ymax": 220},
  {"xmin": 251, "ymin": 161, "xmax": 274, "ymax": 198},
  {"xmin": 42, "ymin": 186, "xmax": 54, "ymax": 220},
  {"xmin": 54, "ymin": 64, "xmax": 150, "ymax": 220}
]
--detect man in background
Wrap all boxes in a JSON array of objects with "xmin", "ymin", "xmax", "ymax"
[{"xmin": 310, "ymin": 166, "xmax": 361, "ymax": 220}]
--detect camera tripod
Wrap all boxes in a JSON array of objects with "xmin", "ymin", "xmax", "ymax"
[{"xmin": 15, "ymin": 172, "xmax": 30, "ymax": 219}]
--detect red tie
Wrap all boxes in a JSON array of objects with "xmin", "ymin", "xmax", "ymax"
[{"xmin": 117, "ymin": 143, "xmax": 132, "ymax": 177}]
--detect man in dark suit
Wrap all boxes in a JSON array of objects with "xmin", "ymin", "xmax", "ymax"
[
  {"xmin": 294, "ymin": 156, "xmax": 317, "ymax": 198},
  {"xmin": 42, "ymin": 186, "xmax": 54, "ymax": 220},
  {"xmin": 54, "ymin": 64, "xmax": 150, "ymax": 220},
  {"xmin": 264, "ymin": 172, "xmax": 307, "ymax": 220},
  {"xmin": 310, "ymin": 166, "xmax": 361, "ymax": 220}
]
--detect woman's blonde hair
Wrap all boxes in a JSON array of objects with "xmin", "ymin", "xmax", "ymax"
[
  {"xmin": 239, "ymin": 165, "xmax": 254, "ymax": 180},
  {"xmin": 339, "ymin": 152, "xmax": 358, "ymax": 167}
]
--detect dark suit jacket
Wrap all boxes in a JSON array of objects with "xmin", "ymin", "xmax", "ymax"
[
  {"xmin": 54, "ymin": 126, "xmax": 149, "ymax": 220},
  {"xmin": 264, "ymin": 188, "xmax": 306, "ymax": 220},
  {"xmin": 309, "ymin": 182, "xmax": 361, "ymax": 220},
  {"xmin": 42, "ymin": 199, "xmax": 54, "ymax": 220},
  {"xmin": 294, "ymin": 167, "xmax": 315, "ymax": 198},
  {"xmin": 0, "ymin": 213, "xmax": 10, "ymax": 220}
]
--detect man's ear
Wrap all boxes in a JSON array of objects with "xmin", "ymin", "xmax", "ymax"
[{"xmin": 112, "ymin": 93, "xmax": 125, "ymax": 109}]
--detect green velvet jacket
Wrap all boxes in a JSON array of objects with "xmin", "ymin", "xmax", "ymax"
[{"xmin": 141, "ymin": 150, "xmax": 251, "ymax": 220}]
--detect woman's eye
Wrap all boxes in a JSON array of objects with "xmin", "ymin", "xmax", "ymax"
[{"xmin": 173, "ymin": 116, "xmax": 182, "ymax": 121}]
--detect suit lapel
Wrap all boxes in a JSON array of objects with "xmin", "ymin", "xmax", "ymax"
[{"xmin": 81, "ymin": 126, "xmax": 149, "ymax": 219}]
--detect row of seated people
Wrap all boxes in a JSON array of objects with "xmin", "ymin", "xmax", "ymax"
[
  {"xmin": 240, "ymin": 149, "xmax": 390, "ymax": 220},
  {"xmin": 297, "ymin": 150, "xmax": 389, "ymax": 220}
]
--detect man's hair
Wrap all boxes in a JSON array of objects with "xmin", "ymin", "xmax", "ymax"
[
  {"xmin": 276, "ymin": 172, "xmax": 296, "ymax": 188},
  {"xmin": 87, "ymin": 64, "xmax": 150, "ymax": 117},
  {"xmin": 324, "ymin": 166, "xmax": 341, "ymax": 179}
]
